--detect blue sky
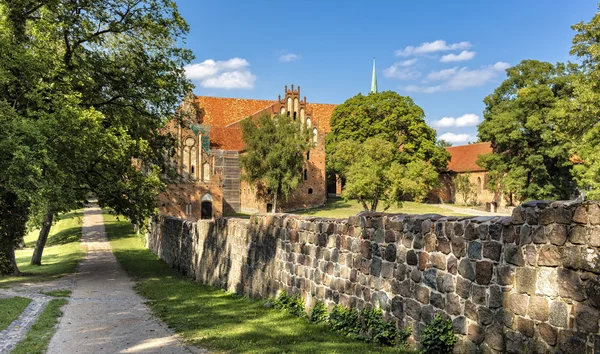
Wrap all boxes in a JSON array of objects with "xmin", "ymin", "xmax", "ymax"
[{"xmin": 177, "ymin": 0, "xmax": 597, "ymax": 145}]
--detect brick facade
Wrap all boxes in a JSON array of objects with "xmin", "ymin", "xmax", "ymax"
[{"xmin": 161, "ymin": 86, "xmax": 335, "ymax": 218}]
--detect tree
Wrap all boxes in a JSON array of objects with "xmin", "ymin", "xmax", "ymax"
[
  {"xmin": 437, "ymin": 140, "xmax": 453, "ymax": 148},
  {"xmin": 327, "ymin": 91, "xmax": 450, "ymax": 180},
  {"xmin": 560, "ymin": 6, "xmax": 600, "ymax": 198},
  {"xmin": 454, "ymin": 172, "xmax": 476, "ymax": 205},
  {"xmin": 0, "ymin": 0, "xmax": 192, "ymax": 274},
  {"xmin": 477, "ymin": 60, "xmax": 578, "ymax": 203},
  {"xmin": 326, "ymin": 91, "xmax": 449, "ymax": 211},
  {"xmin": 240, "ymin": 113, "xmax": 312, "ymax": 212},
  {"xmin": 333, "ymin": 137, "xmax": 439, "ymax": 212}
]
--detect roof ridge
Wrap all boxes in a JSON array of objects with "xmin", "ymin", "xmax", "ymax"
[{"xmin": 196, "ymin": 95, "xmax": 277, "ymax": 102}]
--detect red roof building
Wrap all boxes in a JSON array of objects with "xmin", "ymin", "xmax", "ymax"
[{"xmin": 445, "ymin": 142, "xmax": 492, "ymax": 173}]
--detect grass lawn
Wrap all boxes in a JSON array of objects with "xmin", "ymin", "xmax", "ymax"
[
  {"xmin": 0, "ymin": 211, "xmax": 84, "ymax": 287},
  {"xmin": 10, "ymin": 298, "xmax": 68, "ymax": 354},
  {"xmin": 293, "ymin": 198, "xmax": 468, "ymax": 218},
  {"xmin": 104, "ymin": 213, "xmax": 413, "ymax": 354},
  {"xmin": 0, "ymin": 296, "xmax": 32, "ymax": 331}
]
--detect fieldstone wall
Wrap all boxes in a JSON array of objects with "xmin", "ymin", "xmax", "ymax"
[{"xmin": 146, "ymin": 200, "xmax": 600, "ymax": 353}]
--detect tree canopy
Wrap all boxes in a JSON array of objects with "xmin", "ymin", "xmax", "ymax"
[
  {"xmin": 327, "ymin": 91, "xmax": 449, "ymax": 178},
  {"xmin": 240, "ymin": 113, "xmax": 312, "ymax": 212},
  {"xmin": 326, "ymin": 91, "xmax": 448, "ymax": 211},
  {"xmin": 0, "ymin": 0, "xmax": 192, "ymax": 274},
  {"xmin": 560, "ymin": 7, "xmax": 600, "ymax": 199},
  {"xmin": 477, "ymin": 60, "xmax": 578, "ymax": 202}
]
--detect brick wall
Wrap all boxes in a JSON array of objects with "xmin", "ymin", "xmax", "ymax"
[{"xmin": 146, "ymin": 200, "xmax": 600, "ymax": 353}]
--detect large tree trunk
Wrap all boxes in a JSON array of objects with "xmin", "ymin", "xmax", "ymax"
[
  {"xmin": 0, "ymin": 189, "xmax": 28, "ymax": 276},
  {"xmin": 31, "ymin": 210, "xmax": 54, "ymax": 266},
  {"xmin": 0, "ymin": 239, "xmax": 19, "ymax": 276},
  {"xmin": 272, "ymin": 191, "xmax": 278, "ymax": 213}
]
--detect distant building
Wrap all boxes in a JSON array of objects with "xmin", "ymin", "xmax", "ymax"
[
  {"xmin": 432, "ymin": 142, "xmax": 510, "ymax": 211},
  {"xmin": 159, "ymin": 86, "xmax": 337, "ymax": 219}
]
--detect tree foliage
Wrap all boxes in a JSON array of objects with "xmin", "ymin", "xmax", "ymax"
[
  {"xmin": 561, "ymin": 6, "xmax": 600, "ymax": 199},
  {"xmin": 327, "ymin": 91, "xmax": 449, "ymax": 176},
  {"xmin": 326, "ymin": 92, "xmax": 448, "ymax": 211},
  {"xmin": 477, "ymin": 60, "xmax": 578, "ymax": 202},
  {"xmin": 0, "ymin": 0, "xmax": 192, "ymax": 274},
  {"xmin": 240, "ymin": 113, "xmax": 312, "ymax": 212},
  {"xmin": 333, "ymin": 137, "xmax": 439, "ymax": 211}
]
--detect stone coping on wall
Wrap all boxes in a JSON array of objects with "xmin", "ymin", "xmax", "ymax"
[{"xmin": 148, "ymin": 200, "xmax": 600, "ymax": 353}]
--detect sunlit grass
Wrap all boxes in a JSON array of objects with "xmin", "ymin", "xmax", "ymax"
[
  {"xmin": 104, "ymin": 213, "xmax": 413, "ymax": 353},
  {"xmin": 0, "ymin": 211, "xmax": 84, "ymax": 287},
  {"xmin": 0, "ymin": 296, "xmax": 31, "ymax": 331},
  {"xmin": 293, "ymin": 197, "xmax": 468, "ymax": 218}
]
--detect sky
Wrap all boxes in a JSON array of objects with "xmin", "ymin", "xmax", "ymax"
[{"xmin": 176, "ymin": 0, "xmax": 597, "ymax": 145}]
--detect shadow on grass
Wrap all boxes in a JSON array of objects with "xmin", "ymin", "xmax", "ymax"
[{"xmin": 45, "ymin": 226, "xmax": 81, "ymax": 246}]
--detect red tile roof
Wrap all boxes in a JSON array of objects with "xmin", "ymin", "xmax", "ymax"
[
  {"xmin": 209, "ymin": 127, "xmax": 245, "ymax": 151},
  {"xmin": 196, "ymin": 96, "xmax": 276, "ymax": 127},
  {"xmin": 306, "ymin": 103, "xmax": 337, "ymax": 133},
  {"xmin": 196, "ymin": 95, "xmax": 337, "ymax": 151},
  {"xmin": 445, "ymin": 142, "xmax": 492, "ymax": 173}
]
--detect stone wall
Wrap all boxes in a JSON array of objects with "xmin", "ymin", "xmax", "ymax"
[{"xmin": 146, "ymin": 200, "xmax": 600, "ymax": 353}]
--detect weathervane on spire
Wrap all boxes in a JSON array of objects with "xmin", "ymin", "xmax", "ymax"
[{"xmin": 370, "ymin": 57, "xmax": 378, "ymax": 94}]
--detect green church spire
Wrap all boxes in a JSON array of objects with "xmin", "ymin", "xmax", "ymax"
[{"xmin": 370, "ymin": 57, "xmax": 377, "ymax": 94}]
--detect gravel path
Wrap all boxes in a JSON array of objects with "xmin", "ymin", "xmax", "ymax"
[
  {"xmin": 0, "ymin": 290, "xmax": 52, "ymax": 353},
  {"xmin": 46, "ymin": 205, "xmax": 200, "ymax": 354}
]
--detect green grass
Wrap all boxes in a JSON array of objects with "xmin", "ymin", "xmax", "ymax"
[
  {"xmin": 40, "ymin": 290, "xmax": 71, "ymax": 298},
  {"xmin": 0, "ymin": 211, "xmax": 84, "ymax": 287},
  {"xmin": 10, "ymin": 299, "xmax": 68, "ymax": 354},
  {"xmin": 293, "ymin": 198, "xmax": 468, "ymax": 218},
  {"xmin": 104, "ymin": 213, "xmax": 413, "ymax": 354},
  {"xmin": 0, "ymin": 296, "xmax": 32, "ymax": 331}
]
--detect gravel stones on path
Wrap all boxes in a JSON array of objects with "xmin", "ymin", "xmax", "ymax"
[{"xmin": 46, "ymin": 205, "xmax": 202, "ymax": 354}]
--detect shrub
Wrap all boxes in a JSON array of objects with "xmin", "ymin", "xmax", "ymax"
[
  {"xmin": 328, "ymin": 304, "xmax": 360, "ymax": 337},
  {"xmin": 310, "ymin": 301, "xmax": 328, "ymax": 323},
  {"xmin": 360, "ymin": 307, "xmax": 411, "ymax": 347},
  {"xmin": 273, "ymin": 290, "xmax": 305, "ymax": 317},
  {"xmin": 420, "ymin": 314, "xmax": 457, "ymax": 354}
]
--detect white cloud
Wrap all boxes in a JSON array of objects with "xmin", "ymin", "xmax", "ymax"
[
  {"xmin": 398, "ymin": 58, "xmax": 418, "ymax": 66},
  {"xmin": 404, "ymin": 61, "xmax": 509, "ymax": 93},
  {"xmin": 202, "ymin": 71, "xmax": 256, "ymax": 89},
  {"xmin": 404, "ymin": 84, "xmax": 443, "ymax": 93},
  {"xmin": 396, "ymin": 40, "xmax": 471, "ymax": 57},
  {"xmin": 440, "ymin": 50, "xmax": 476, "ymax": 62},
  {"xmin": 383, "ymin": 62, "xmax": 421, "ymax": 80},
  {"xmin": 439, "ymin": 132, "xmax": 473, "ymax": 144},
  {"xmin": 184, "ymin": 58, "xmax": 256, "ymax": 89},
  {"xmin": 432, "ymin": 114, "xmax": 481, "ymax": 128},
  {"xmin": 279, "ymin": 53, "xmax": 299, "ymax": 62}
]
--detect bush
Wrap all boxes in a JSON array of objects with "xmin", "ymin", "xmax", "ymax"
[
  {"xmin": 310, "ymin": 301, "xmax": 328, "ymax": 323},
  {"xmin": 420, "ymin": 314, "xmax": 457, "ymax": 354},
  {"xmin": 273, "ymin": 290, "xmax": 305, "ymax": 317},
  {"xmin": 328, "ymin": 304, "xmax": 360, "ymax": 337},
  {"xmin": 360, "ymin": 307, "xmax": 410, "ymax": 347}
]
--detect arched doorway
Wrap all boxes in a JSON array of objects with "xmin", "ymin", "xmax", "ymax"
[{"xmin": 201, "ymin": 193, "xmax": 213, "ymax": 219}]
